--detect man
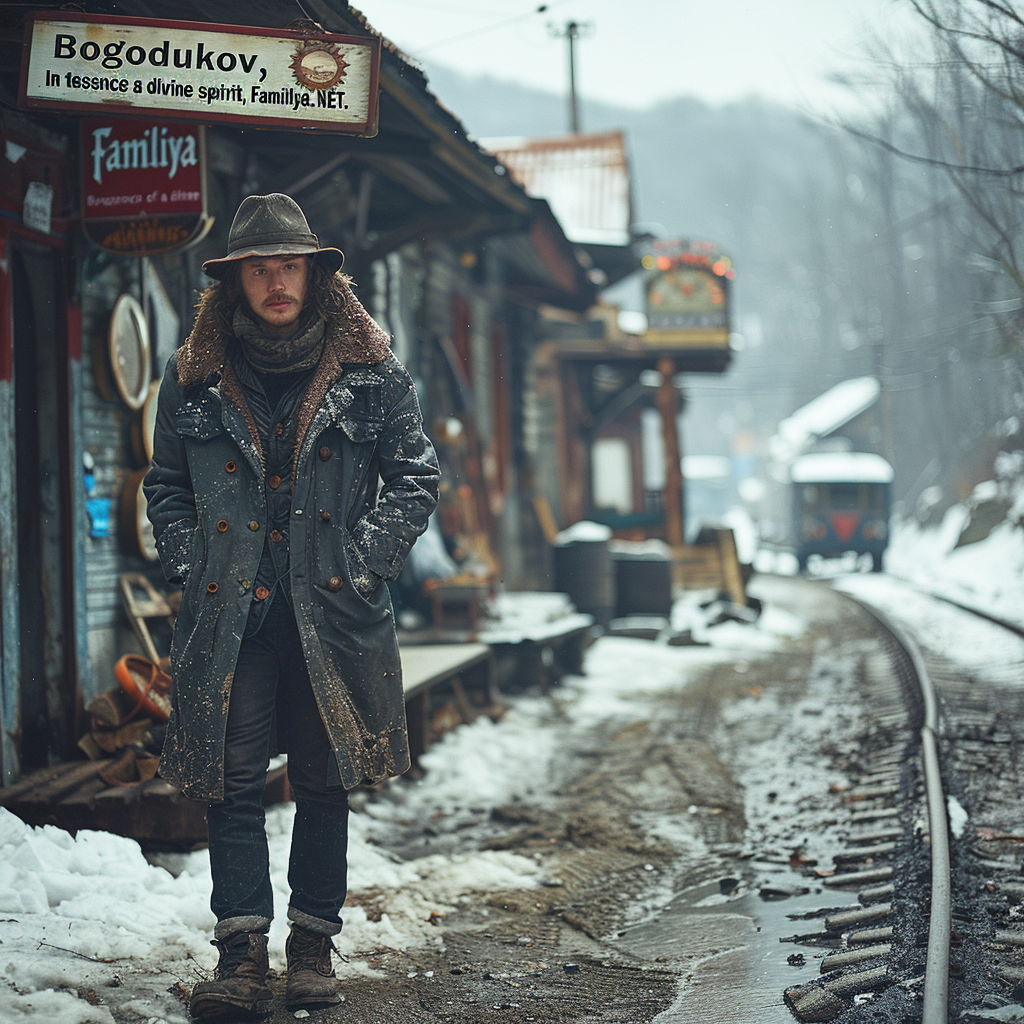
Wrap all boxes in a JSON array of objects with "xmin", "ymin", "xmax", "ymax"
[{"xmin": 144, "ymin": 193, "xmax": 439, "ymax": 1019}]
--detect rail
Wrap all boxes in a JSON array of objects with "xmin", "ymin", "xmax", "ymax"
[{"xmin": 851, "ymin": 598, "xmax": 950, "ymax": 1024}]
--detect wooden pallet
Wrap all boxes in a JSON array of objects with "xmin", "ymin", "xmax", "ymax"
[
  {"xmin": 671, "ymin": 528, "xmax": 748, "ymax": 605},
  {"xmin": 0, "ymin": 757, "xmax": 290, "ymax": 850}
]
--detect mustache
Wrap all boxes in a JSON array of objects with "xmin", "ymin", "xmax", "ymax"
[{"xmin": 264, "ymin": 293, "xmax": 299, "ymax": 306}]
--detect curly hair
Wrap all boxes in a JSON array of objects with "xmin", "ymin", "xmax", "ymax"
[
  {"xmin": 210, "ymin": 256, "xmax": 351, "ymax": 334},
  {"xmin": 177, "ymin": 255, "xmax": 390, "ymax": 388}
]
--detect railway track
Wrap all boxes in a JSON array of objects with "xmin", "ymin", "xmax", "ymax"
[{"xmin": 785, "ymin": 578, "xmax": 1024, "ymax": 1024}]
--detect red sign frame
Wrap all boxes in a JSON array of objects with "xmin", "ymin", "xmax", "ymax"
[{"xmin": 80, "ymin": 117, "xmax": 211, "ymax": 255}]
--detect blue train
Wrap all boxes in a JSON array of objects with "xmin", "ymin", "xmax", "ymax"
[{"xmin": 790, "ymin": 451, "xmax": 894, "ymax": 572}]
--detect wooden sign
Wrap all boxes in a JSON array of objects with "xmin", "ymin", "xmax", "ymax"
[
  {"xmin": 20, "ymin": 12, "xmax": 380, "ymax": 135},
  {"xmin": 81, "ymin": 116, "xmax": 210, "ymax": 255},
  {"xmin": 642, "ymin": 241, "xmax": 734, "ymax": 347}
]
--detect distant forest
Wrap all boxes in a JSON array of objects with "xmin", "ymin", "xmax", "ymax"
[{"xmin": 423, "ymin": 36, "xmax": 1024, "ymax": 524}]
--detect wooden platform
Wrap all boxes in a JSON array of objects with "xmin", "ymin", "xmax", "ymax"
[
  {"xmin": 479, "ymin": 614, "xmax": 594, "ymax": 692},
  {"xmin": 401, "ymin": 642, "xmax": 492, "ymax": 698},
  {"xmin": 400, "ymin": 642, "xmax": 500, "ymax": 765},
  {"xmin": 0, "ymin": 757, "xmax": 290, "ymax": 850},
  {"xmin": 0, "ymin": 642, "xmax": 498, "ymax": 847}
]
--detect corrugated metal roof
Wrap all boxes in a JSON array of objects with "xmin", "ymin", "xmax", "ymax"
[{"xmin": 483, "ymin": 131, "xmax": 632, "ymax": 247}]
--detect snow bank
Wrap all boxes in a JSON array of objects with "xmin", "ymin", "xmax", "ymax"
[
  {"xmin": 886, "ymin": 486, "xmax": 1024, "ymax": 627},
  {"xmin": 0, "ymin": 585, "xmax": 805, "ymax": 1019},
  {"xmin": 0, "ymin": 794, "xmax": 545, "ymax": 1016}
]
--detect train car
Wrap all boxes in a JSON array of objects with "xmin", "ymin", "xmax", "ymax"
[{"xmin": 790, "ymin": 451, "xmax": 894, "ymax": 572}]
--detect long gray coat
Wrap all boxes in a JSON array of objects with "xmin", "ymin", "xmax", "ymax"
[{"xmin": 144, "ymin": 281, "xmax": 439, "ymax": 801}]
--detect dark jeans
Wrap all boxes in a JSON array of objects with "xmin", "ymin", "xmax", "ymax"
[{"xmin": 207, "ymin": 597, "xmax": 350, "ymax": 936}]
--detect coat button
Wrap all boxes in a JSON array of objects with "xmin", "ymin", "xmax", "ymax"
[
  {"xmin": 328, "ymin": 576, "xmax": 343, "ymax": 591},
  {"xmin": 225, "ymin": 461, "xmax": 236, "ymax": 473},
  {"xmin": 269, "ymin": 474, "xmax": 281, "ymax": 489},
  {"xmin": 206, "ymin": 581, "xmax": 219, "ymax": 594},
  {"xmin": 254, "ymin": 586, "xmax": 270, "ymax": 600},
  {"xmin": 270, "ymin": 529, "xmax": 282, "ymax": 542},
  {"xmin": 275, "ymin": 422, "xmax": 285, "ymax": 437},
  {"xmin": 248, "ymin": 520, "xmax": 260, "ymax": 531},
  {"xmin": 319, "ymin": 445, "xmax": 331, "ymax": 461},
  {"xmin": 319, "ymin": 509, "xmax": 331, "ymax": 522},
  {"xmin": 216, "ymin": 519, "xmax": 229, "ymax": 532}
]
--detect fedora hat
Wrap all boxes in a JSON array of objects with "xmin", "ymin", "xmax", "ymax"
[{"xmin": 202, "ymin": 193, "xmax": 344, "ymax": 279}]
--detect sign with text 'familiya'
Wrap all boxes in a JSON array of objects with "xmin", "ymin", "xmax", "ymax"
[
  {"xmin": 19, "ymin": 13, "xmax": 380, "ymax": 135},
  {"xmin": 81, "ymin": 117, "xmax": 210, "ymax": 255}
]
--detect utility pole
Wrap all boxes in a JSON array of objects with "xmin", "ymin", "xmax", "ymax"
[{"xmin": 548, "ymin": 20, "xmax": 592, "ymax": 133}]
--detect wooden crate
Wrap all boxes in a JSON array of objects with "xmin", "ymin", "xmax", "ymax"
[{"xmin": 671, "ymin": 528, "xmax": 747, "ymax": 606}]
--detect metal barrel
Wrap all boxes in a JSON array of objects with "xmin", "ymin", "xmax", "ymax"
[
  {"xmin": 553, "ymin": 537, "xmax": 615, "ymax": 626},
  {"xmin": 612, "ymin": 552, "xmax": 672, "ymax": 617}
]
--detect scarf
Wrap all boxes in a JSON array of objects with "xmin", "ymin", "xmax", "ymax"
[{"xmin": 232, "ymin": 305, "xmax": 326, "ymax": 374}]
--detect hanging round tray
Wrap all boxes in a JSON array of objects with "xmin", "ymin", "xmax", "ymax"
[{"xmin": 108, "ymin": 293, "xmax": 152, "ymax": 411}]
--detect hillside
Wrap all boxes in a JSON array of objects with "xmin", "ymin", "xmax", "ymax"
[{"xmin": 421, "ymin": 61, "xmax": 853, "ymax": 455}]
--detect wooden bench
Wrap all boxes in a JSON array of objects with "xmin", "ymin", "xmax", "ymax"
[{"xmin": 400, "ymin": 642, "xmax": 498, "ymax": 764}]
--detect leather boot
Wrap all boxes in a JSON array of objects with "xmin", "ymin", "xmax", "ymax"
[
  {"xmin": 189, "ymin": 931, "xmax": 272, "ymax": 1021},
  {"xmin": 285, "ymin": 923, "xmax": 342, "ymax": 1011}
]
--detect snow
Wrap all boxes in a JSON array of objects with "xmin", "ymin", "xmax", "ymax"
[
  {"xmin": 883, "ymin": 494, "xmax": 1024, "ymax": 629},
  {"xmin": 773, "ymin": 376, "xmax": 880, "ymax": 461},
  {"xmin": 790, "ymin": 451, "xmax": 894, "ymax": 484},
  {"xmin": 0, "ymin": 587, "xmax": 806, "ymax": 1022},
  {"xmin": 554, "ymin": 520, "xmax": 613, "ymax": 544},
  {"xmin": 827, "ymin": 473, "xmax": 1024, "ymax": 682},
  {"xmin": 482, "ymin": 132, "xmax": 632, "ymax": 247},
  {"xmin": 948, "ymin": 796, "xmax": 969, "ymax": 839},
  {"xmin": 478, "ymin": 591, "xmax": 594, "ymax": 644}
]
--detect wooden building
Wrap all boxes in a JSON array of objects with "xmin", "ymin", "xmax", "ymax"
[{"xmin": 0, "ymin": 1, "xmax": 593, "ymax": 783}]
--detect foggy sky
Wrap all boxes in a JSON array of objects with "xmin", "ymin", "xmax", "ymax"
[{"xmin": 356, "ymin": 0, "xmax": 921, "ymax": 114}]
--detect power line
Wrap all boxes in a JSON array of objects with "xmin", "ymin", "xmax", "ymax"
[{"xmin": 410, "ymin": 2, "xmax": 569, "ymax": 57}]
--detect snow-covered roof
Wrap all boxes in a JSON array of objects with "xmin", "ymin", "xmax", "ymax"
[
  {"xmin": 791, "ymin": 451, "xmax": 894, "ymax": 484},
  {"xmin": 482, "ymin": 132, "xmax": 632, "ymax": 247},
  {"xmin": 778, "ymin": 376, "xmax": 879, "ymax": 448}
]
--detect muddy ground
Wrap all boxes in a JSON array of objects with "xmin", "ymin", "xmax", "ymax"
[{"xmin": 187, "ymin": 576, "xmax": 871, "ymax": 1024}]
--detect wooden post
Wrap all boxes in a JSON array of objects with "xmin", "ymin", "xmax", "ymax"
[
  {"xmin": 406, "ymin": 691, "xmax": 431, "ymax": 765},
  {"xmin": 655, "ymin": 357, "xmax": 684, "ymax": 547}
]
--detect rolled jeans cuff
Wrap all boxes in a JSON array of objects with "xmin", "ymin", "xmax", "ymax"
[
  {"xmin": 288, "ymin": 905, "xmax": 343, "ymax": 937},
  {"xmin": 214, "ymin": 915, "xmax": 271, "ymax": 940}
]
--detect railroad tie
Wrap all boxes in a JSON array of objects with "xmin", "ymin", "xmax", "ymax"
[{"xmin": 825, "ymin": 902, "xmax": 892, "ymax": 932}]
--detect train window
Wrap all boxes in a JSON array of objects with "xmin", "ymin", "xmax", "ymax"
[
  {"xmin": 827, "ymin": 482, "xmax": 861, "ymax": 508},
  {"xmin": 867, "ymin": 484, "xmax": 887, "ymax": 509}
]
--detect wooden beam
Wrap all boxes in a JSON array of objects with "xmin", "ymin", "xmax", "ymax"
[
  {"xmin": 350, "ymin": 207, "xmax": 497, "ymax": 270},
  {"xmin": 281, "ymin": 152, "xmax": 351, "ymax": 197},
  {"xmin": 656, "ymin": 357, "xmax": 684, "ymax": 547}
]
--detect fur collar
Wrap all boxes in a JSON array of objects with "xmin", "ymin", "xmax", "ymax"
[
  {"xmin": 176, "ymin": 275, "xmax": 391, "ymax": 476},
  {"xmin": 176, "ymin": 274, "xmax": 390, "ymax": 387}
]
